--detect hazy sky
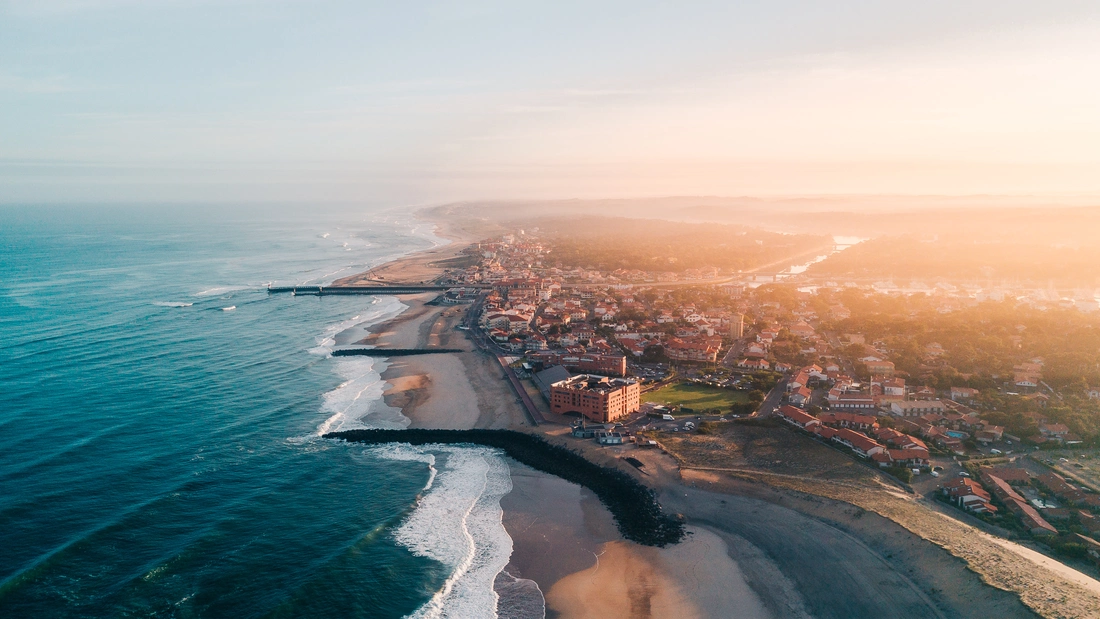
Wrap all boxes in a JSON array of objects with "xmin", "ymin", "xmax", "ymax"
[{"xmin": 3, "ymin": 1, "xmax": 1100, "ymax": 203}]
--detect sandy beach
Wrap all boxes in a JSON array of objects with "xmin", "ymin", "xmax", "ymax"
[
  {"xmin": 356, "ymin": 292, "xmax": 527, "ymax": 430},
  {"xmin": 501, "ymin": 462, "xmax": 774, "ymax": 619},
  {"xmin": 332, "ymin": 212, "xmax": 1100, "ymax": 618}
]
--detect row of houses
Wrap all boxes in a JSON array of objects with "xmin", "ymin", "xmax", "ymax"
[
  {"xmin": 941, "ymin": 471, "xmax": 1059, "ymax": 536},
  {"xmin": 1038, "ymin": 471, "xmax": 1100, "ymax": 510},
  {"xmin": 775, "ymin": 405, "xmax": 931, "ymax": 469}
]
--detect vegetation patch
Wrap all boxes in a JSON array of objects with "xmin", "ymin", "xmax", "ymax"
[{"xmin": 644, "ymin": 382, "xmax": 750, "ymax": 413}]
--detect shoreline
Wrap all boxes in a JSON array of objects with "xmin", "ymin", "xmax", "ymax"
[{"xmin": 329, "ymin": 208, "xmax": 1097, "ymax": 618}]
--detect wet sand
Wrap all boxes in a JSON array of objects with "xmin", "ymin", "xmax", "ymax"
[
  {"xmin": 502, "ymin": 462, "xmax": 774, "ymax": 619},
  {"xmin": 349, "ymin": 292, "xmax": 525, "ymax": 430}
]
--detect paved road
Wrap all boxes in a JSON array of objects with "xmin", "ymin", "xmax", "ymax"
[
  {"xmin": 720, "ymin": 338, "xmax": 747, "ymax": 367},
  {"xmin": 755, "ymin": 377, "xmax": 788, "ymax": 417},
  {"xmin": 463, "ymin": 295, "xmax": 544, "ymax": 426}
]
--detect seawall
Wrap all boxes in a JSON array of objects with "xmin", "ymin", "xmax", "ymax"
[{"xmin": 325, "ymin": 429, "xmax": 685, "ymax": 547}]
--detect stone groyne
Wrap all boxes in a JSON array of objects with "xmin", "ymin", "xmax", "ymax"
[
  {"xmin": 325, "ymin": 429, "xmax": 685, "ymax": 547},
  {"xmin": 331, "ymin": 348, "xmax": 464, "ymax": 357}
]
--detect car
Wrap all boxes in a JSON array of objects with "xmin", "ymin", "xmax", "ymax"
[
  {"xmin": 990, "ymin": 449, "xmax": 1002, "ymax": 455},
  {"xmin": 958, "ymin": 471, "xmax": 970, "ymax": 477},
  {"xmin": 930, "ymin": 471, "xmax": 940, "ymax": 477}
]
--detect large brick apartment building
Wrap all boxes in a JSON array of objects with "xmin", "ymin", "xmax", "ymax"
[{"xmin": 550, "ymin": 374, "xmax": 641, "ymax": 423}]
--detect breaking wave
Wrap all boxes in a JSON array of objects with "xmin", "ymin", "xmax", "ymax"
[
  {"xmin": 311, "ymin": 296, "xmax": 409, "ymax": 435},
  {"xmin": 382, "ymin": 446, "xmax": 514, "ymax": 619}
]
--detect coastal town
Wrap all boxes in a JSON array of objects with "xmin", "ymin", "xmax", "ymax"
[{"xmin": 417, "ymin": 229, "xmax": 1100, "ymax": 571}]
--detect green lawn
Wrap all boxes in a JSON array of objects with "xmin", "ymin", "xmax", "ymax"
[{"xmin": 643, "ymin": 382, "xmax": 749, "ymax": 413}]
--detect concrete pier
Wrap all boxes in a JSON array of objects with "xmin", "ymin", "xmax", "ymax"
[{"xmin": 268, "ymin": 285, "xmax": 449, "ymax": 295}]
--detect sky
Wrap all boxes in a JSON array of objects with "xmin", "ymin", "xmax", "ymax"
[{"xmin": 3, "ymin": 1, "xmax": 1100, "ymax": 204}]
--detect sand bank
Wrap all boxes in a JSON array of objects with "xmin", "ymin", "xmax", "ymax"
[{"xmin": 501, "ymin": 462, "xmax": 775, "ymax": 619}]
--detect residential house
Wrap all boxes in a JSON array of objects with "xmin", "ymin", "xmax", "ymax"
[
  {"xmin": 865, "ymin": 360, "xmax": 896, "ymax": 376},
  {"xmin": 950, "ymin": 387, "xmax": 980, "ymax": 401},
  {"xmin": 789, "ymin": 386, "xmax": 812, "ymax": 408},
  {"xmin": 831, "ymin": 428, "xmax": 885, "ymax": 458},
  {"xmin": 777, "ymin": 405, "xmax": 821, "ymax": 430},
  {"xmin": 737, "ymin": 358, "xmax": 771, "ymax": 371},
  {"xmin": 942, "ymin": 478, "xmax": 996, "ymax": 514},
  {"xmin": 891, "ymin": 400, "xmax": 947, "ymax": 417},
  {"xmin": 821, "ymin": 412, "xmax": 879, "ymax": 432}
]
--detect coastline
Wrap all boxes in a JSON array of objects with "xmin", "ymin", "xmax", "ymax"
[
  {"xmin": 328, "ymin": 208, "xmax": 1097, "ymax": 618},
  {"xmin": 330, "ymin": 220, "xmax": 820, "ymax": 617}
]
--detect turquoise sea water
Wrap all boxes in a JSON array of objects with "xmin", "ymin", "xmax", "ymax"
[{"xmin": 0, "ymin": 205, "xmax": 483, "ymax": 617}]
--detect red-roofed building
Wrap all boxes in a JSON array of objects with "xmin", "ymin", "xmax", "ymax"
[
  {"xmin": 1004, "ymin": 499, "xmax": 1058, "ymax": 536},
  {"xmin": 975, "ymin": 425, "xmax": 1004, "ymax": 443},
  {"xmin": 832, "ymin": 428, "xmax": 885, "ymax": 458},
  {"xmin": 979, "ymin": 467, "xmax": 1032, "ymax": 484},
  {"xmin": 789, "ymin": 386, "xmax": 812, "ymax": 408},
  {"xmin": 777, "ymin": 405, "xmax": 821, "ymax": 430},
  {"xmin": 820, "ymin": 412, "xmax": 878, "ymax": 432},
  {"xmin": 830, "ymin": 392, "xmax": 876, "ymax": 410},
  {"xmin": 887, "ymin": 449, "xmax": 930, "ymax": 467},
  {"xmin": 875, "ymin": 428, "xmax": 928, "ymax": 453},
  {"xmin": 664, "ymin": 337, "xmax": 721, "ymax": 363},
  {"xmin": 950, "ymin": 386, "xmax": 980, "ymax": 401},
  {"xmin": 737, "ymin": 358, "xmax": 771, "ymax": 371},
  {"xmin": 941, "ymin": 478, "xmax": 996, "ymax": 514}
]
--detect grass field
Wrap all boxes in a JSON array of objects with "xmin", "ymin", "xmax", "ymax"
[{"xmin": 643, "ymin": 382, "xmax": 749, "ymax": 413}]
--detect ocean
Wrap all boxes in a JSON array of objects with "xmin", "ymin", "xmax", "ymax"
[{"xmin": 0, "ymin": 205, "xmax": 517, "ymax": 618}]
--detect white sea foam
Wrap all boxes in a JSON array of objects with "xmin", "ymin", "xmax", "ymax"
[
  {"xmin": 308, "ymin": 296, "xmax": 406, "ymax": 357},
  {"xmin": 153, "ymin": 301, "xmax": 193, "ymax": 307},
  {"xmin": 194, "ymin": 285, "xmax": 253, "ymax": 297},
  {"xmin": 314, "ymin": 356, "xmax": 410, "ymax": 434},
  {"xmin": 305, "ymin": 264, "xmax": 519, "ymax": 618},
  {"xmin": 367, "ymin": 444, "xmax": 437, "ymax": 490},
  {"xmin": 381, "ymin": 446, "xmax": 514, "ymax": 619},
  {"xmin": 494, "ymin": 571, "xmax": 546, "ymax": 619},
  {"xmin": 311, "ymin": 296, "xmax": 410, "ymax": 435}
]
